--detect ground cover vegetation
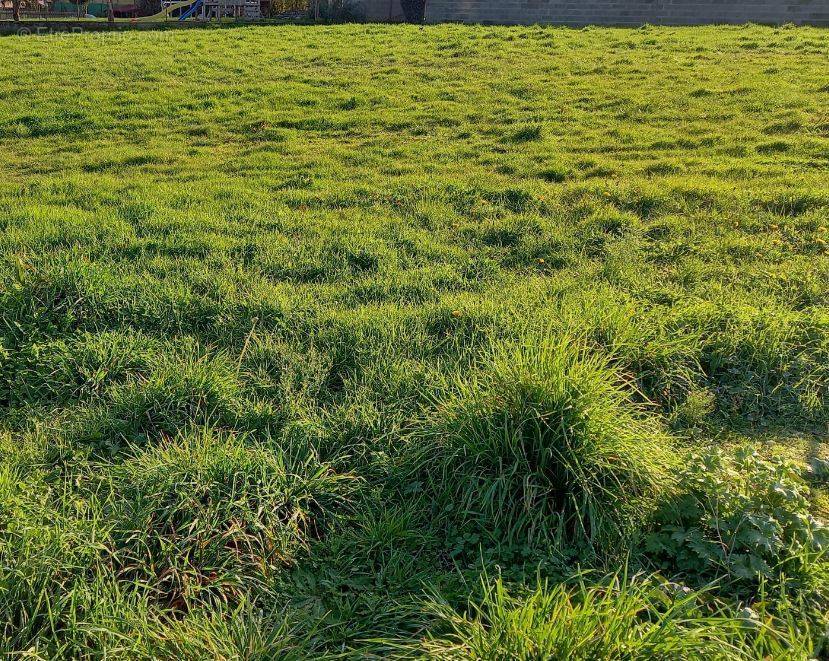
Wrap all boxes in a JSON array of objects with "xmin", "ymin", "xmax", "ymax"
[{"xmin": 0, "ymin": 22, "xmax": 828, "ymax": 658}]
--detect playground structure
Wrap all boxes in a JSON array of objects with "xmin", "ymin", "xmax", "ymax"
[
  {"xmin": 0, "ymin": 0, "xmax": 402, "ymax": 22},
  {"xmin": 1, "ymin": 0, "xmax": 261, "ymax": 20},
  {"xmin": 161, "ymin": 0, "xmax": 260, "ymax": 20},
  {"xmin": 0, "ymin": 0, "xmax": 404, "ymax": 21}
]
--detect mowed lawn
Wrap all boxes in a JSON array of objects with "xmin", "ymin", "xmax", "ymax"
[{"xmin": 1, "ymin": 23, "xmax": 828, "ymax": 658}]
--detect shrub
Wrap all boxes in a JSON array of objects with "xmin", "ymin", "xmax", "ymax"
[{"xmin": 416, "ymin": 335, "xmax": 675, "ymax": 555}]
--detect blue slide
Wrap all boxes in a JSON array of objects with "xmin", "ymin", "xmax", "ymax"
[{"xmin": 178, "ymin": 0, "xmax": 203, "ymax": 20}]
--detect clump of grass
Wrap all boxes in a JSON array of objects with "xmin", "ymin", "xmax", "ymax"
[
  {"xmin": 537, "ymin": 164, "xmax": 569, "ymax": 183},
  {"xmin": 70, "ymin": 350, "xmax": 242, "ymax": 452},
  {"xmin": 420, "ymin": 573, "xmax": 815, "ymax": 659},
  {"xmin": 757, "ymin": 140, "xmax": 790, "ymax": 154},
  {"xmin": 587, "ymin": 208, "xmax": 641, "ymax": 237},
  {"xmin": 240, "ymin": 333, "xmax": 332, "ymax": 405},
  {"xmin": 106, "ymin": 428, "xmax": 353, "ymax": 608},
  {"xmin": 138, "ymin": 602, "xmax": 315, "ymax": 659},
  {"xmin": 0, "ymin": 464, "xmax": 113, "ymax": 652},
  {"xmin": 510, "ymin": 124, "xmax": 543, "ymax": 143},
  {"xmin": 685, "ymin": 303, "xmax": 829, "ymax": 428},
  {"xmin": 417, "ymin": 335, "xmax": 675, "ymax": 554},
  {"xmin": 4, "ymin": 330, "xmax": 158, "ymax": 408}
]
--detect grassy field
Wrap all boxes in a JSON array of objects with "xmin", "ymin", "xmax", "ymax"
[{"xmin": 1, "ymin": 22, "xmax": 828, "ymax": 658}]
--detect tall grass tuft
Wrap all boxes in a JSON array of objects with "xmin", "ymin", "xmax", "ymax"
[
  {"xmin": 416, "ymin": 335, "xmax": 675, "ymax": 555},
  {"xmin": 105, "ymin": 428, "xmax": 353, "ymax": 608},
  {"xmin": 420, "ymin": 573, "xmax": 815, "ymax": 660}
]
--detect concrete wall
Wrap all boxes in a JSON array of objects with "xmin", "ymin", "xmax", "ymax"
[
  {"xmin": 425, "ymin": 0, "xmax": 829, "ymax": 27},
  {"xmin": 358, "ymin": 0, "xmax": 404, "ymax": 21}
]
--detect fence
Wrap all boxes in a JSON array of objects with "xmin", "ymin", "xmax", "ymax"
[{"xmin": 425, "ymin": 0, "xmax": 829, "ymax": 27}]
